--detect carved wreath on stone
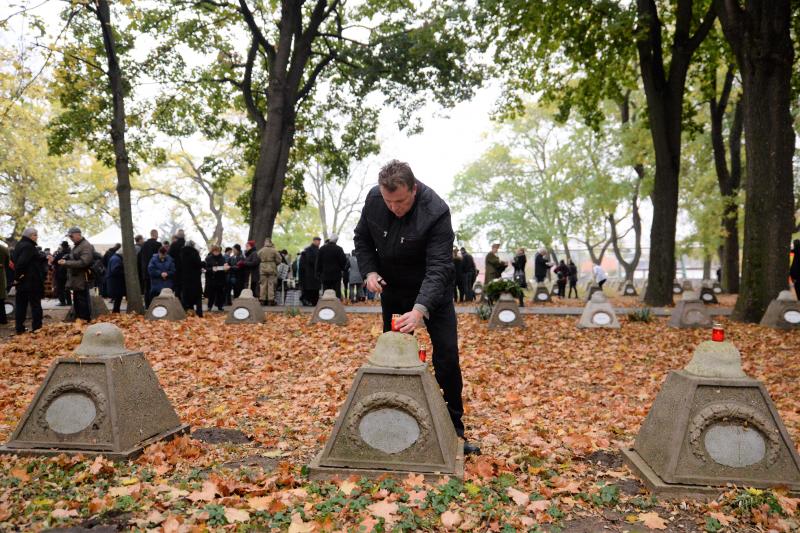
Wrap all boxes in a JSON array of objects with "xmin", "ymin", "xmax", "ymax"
[
  {"xmin": 36, "ymin": 380, "xmax": 106, "ymax": 433},
  {"xmin": 346, "ymin": 392, "xmax": 431, "ymax": 453},
  {"xmin": 688, "ymin": 403, "xmax": 781, "ymax": 466}
]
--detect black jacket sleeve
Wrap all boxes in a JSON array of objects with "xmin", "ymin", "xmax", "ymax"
[
  {"xmin": 415, "ymin": 210, "xmax": 455, "ymax": 310},
  {"xmin": 354, "ymin": 209, "xmax": 379, "ymax": 279}
]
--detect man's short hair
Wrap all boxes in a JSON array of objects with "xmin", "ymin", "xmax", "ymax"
[
  {"xmin": 378, "ymin": 160, "xmax": 416, "ymax": 192},
  {"xmin": 150, "ymin": 229, "xmax": 158, "ymax": 238}
]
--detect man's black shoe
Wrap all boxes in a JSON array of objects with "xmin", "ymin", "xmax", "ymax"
[{"xmin": 463, "ymin": 441, "xmax": 482, "ymax": 456}]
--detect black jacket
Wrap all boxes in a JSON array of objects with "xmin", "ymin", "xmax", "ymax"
[
  {"xmin": 168, "ymin": 238, "xmax": 185, "ymax": 276},
  {"xmin": 204, "ymin": 253, "xmax": 227, "ymax": 287},
  {"xmin": 179, "ymin": 246, "xmax": 203, "ymax": 303},
  {"xmin": 354, "ymin": 181, "xmax": 455, "ymax": 310},
  {"xmin": 316, "ymin": 242, "xmax": 347, "ymax": 282},
  {"xmin": 139, "ymin": 238, "xmax": 161, "ymax": 280},
  {"xmin": 12, "ymin": 236, "xmax": 47, "ymax": 295},
  {"xmin": 461, "ymin": 253, "xmax": 476, "ymax": 276},
  {"xmin": 534, "ymin": 253, "xmax": 551, "ymax": 279},
  {"xmin": 300, "ymin": 245, "xmax": 321, "ymax": 290}
]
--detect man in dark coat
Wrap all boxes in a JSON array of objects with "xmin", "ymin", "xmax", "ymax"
[
  {"xmin": 11, "ymin": 227, "xmax": 48, "ymax": 334},
  {"xmin": 299, "ymin": 237, "xmax": 321, "ymax": 306},
  {"xmin": 243, "ymin": 240, "xmax": 261, "ymax": 299},
  {"xmin": 106, "ymin": 248, "xmax": 126, "ymax": 312},
  {"xmin": 168, "ymin": 229, "xmax": 185, "ymax": 298},
  {"xmin": 59, "ymin": 227, "xmax": 95, "ymax": 321},
  {"xmin": 52, "ymin": 241, "xmax": 72, "ymax": 306},
  {"xmin": 139, "ymin": 229, "xmax": 161, "ymax": 307},
  {"xmin": 460, "ymin": 247, "xmax": 477, "ymax": 301},
  {"xmin": 315, "ymin": 234, "xmax": 347, "ymax": 299},
  {"xmin": 354, "ymin": 159, "xmax": 479, "ymax": 455},
  {"xmin": 534, "ymin": 248, "xmax": 552, "ymax": 283},
  {"xmin": 179, "ymin": 241, "xmax": 203, "ymax": 316}
]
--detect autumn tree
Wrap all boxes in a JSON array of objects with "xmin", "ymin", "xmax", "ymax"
[
  {"xmin": 138, "ymin": 0, "xmax": 483, "ymax": 247},
  {"xmin": 715, "ymin": 0, "xmax": 797, "ymax": 322}
]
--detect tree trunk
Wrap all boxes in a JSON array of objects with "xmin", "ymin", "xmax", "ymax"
[
  {"xmin": 717, "ymin": 0, "xmax": 795, "ymax": 322},
  {"xmin": 95, "ymin": 0, "xmax": 144, "ymax": 314},
  {"xmin": 636, "ymin": 0, "xmax": 715, "ymax": 306}
]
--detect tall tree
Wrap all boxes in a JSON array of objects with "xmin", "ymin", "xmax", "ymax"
[
  {"xmin": 715, "ymin": 0, "xmax": 796, "ymax": 322},
  {"xmin": 48, "ymin": 2, "xmax": 166, "ymax": 314},
  {"xmin": 141, "ymin": 0, "xmax": 483, "ymax": 246}
]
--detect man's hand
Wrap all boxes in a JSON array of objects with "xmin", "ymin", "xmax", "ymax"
[
  {"xmin": 161, "ymin": 272, "xmax": 168, "ymax": 279},
  {"xmin": 395, "ymin": 309, "xmax": 423, "ymax": 333},
  {"xmin": 365, "ymin": 272, "xmax": 386, "ymax": 294},
  {"xmin": 57, "ymin": 259, "xmax": 66, "ymax": 265}
]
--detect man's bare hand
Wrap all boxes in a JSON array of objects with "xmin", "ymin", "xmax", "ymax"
[
  {"xmin": 365, "ymin": 272, "xmax": 386, "ymax": 294},
  {"xmin": 395, "ymin": 309, "xmax": 423, "ymax": 333}
]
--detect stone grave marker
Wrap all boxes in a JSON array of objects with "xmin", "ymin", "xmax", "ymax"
[
  {"xmin": 65, "ymin": 290, "xmax": 109, "ymax": 322},
  {"xmin": 145, "ymin": 288, "xmax": 186, "ymax": 321},
  {"xmin": 308, "ymin": 331, "xmax": 464, "ymax": 481},
  {"xmin": 682, "ymin": 279, "xmax": 694, "ymax": 292},
  {"xmin": 584, "ymin": 283, "xmax": 602, "ymax": 302},
  {"xmin": 533, "ymin": 283, "xmax": 552, "ymax": 303},
  {"xmin": 489, "ymin": 293, "xmax": 524, "ymax": 328},
  {"xmin": 712, "ymin": 281, "xmax": 723, "ymax": 294},
  {"xmin": 622, "ymin": 336, "xmax": 800, "ymax": 495},
  {"xmin": 473, "ymin": 282, "xmax": 485, "ymax": 302},
  {"xmin": 4, "ymin": 300, "xmax": 14, "ymax": 320},
  {"xmin": 672, "ymin": 279, "xmax": 683, "ymax": 295},
  {"xmin": 311, "ymin": 289, "xmax": 348, "ymax": 325},
  {"xmin": 699, "ymin": 281, "xmax": 719, "ymax": 305},
  {"xmin": 225, "ymin": 288, "xmax": 265, "ymax": 324},
  {"xmin": 0, "ymin": 323, "xmax": 188, "ymax": 459},
  {"xmin": 548, "ymin": 281, "xmax": 560, "ymax": 297},
  {"xmin": 668, "ymin": 291, "xmax": 712, "ymax": 329},
  {"xmin": 621, "ymin": 281, "xmax": 638, "ymax": 297},
  {"xmin": 760, "ymin": 290, "xmax": 800, "ymax": 330},
  {"xmin": 578, "ymin": 292, "xmax": 620, "ymax": 329}
]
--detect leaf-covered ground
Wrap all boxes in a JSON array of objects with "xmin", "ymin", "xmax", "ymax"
[{"xmin": 0, "ymin": 311, "xmax": 799, "ymax": 532}]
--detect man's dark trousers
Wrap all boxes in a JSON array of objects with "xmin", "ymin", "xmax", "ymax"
[
  {"xmin": 322, "ymin": 280, "xmax": 342, "ymax": 299},
  {"xmin": 72, "ymin": 289, "xmax": 91, "ymax": 321},
  {"xmin": 380, "ymin": 289, "xmax": 465, "ymax": 437},
  {"xmin": 15, "ymin": 289, "xmax": 43, "ymax": 333}
]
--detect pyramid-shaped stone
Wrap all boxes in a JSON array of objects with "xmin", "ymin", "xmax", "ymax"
[
  {"xmin": 669, "ymin": 291, "xmax": 712, "ymax": 329},
  {"xmin": 682, "ymin": 280, "xmax": 694, "ymax": 292},
  {"xmin": 549, "ymin": 281, "xmax": 560, "ymax": 297},
  {"xmin": 308, "ymin": 332, "xmax": 463, "ymax": 481},
  {"xmin": 0, "ymin": 323, "xmax": 188, "ymax": 459},
  {"xmin": 760, "ymin": 290, "xmax": 800, "ymax": 329},
  {"xmin": 311, "ymin": 289, "xmax": 348, "ymax": 325},
  {"xmin": 532, "ymin": 284, "xmax": 551, "ymax": 303},
  {"xmin": 584, "ymin": 283, "xmax": 602, "ymax": 302},
  {"xmin": 622, "ymin": 339, "xmax": 800, "ymax": 495},
  {"xmin": 145, "ymin": 288, "xmax": 186, "ymax": 321},
  {"xmin": 65, "ymin": 291, "xmax": 109, "ymax": 322},
  {"xmin": 4, "ymin": 300, "xmax": 15, "ymax": 320},
  {"xmin": 672, "ymin": 280, "xmax": 683, "ymax": 295},
  {"xmin": 225, "ymin": 289, "xmax": 265, "ymax": 324},
  {"xmin": 621, "ymin": 281, "xmax": 638, "ymax": 297},
  {"xmin": 699, "ymin": 281, "xmax": 719, "ymax": 305},
  {"xmin": 473, "ymin": 282, "xmax": 485, "ymax": 302},
  {"xmin": 489, "ymin": 293, "xmax": 524, "ymax": 328},
  {"xmin": 712, "ymin": 281, "xmax": 723, "ymax": 295},
  {"xmin": 578, "ymin": 292, "xmax": 620, "ymax": 329}
]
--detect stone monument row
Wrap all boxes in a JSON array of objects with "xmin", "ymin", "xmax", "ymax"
[
  {"xmin": 65, "ymin": 289, "xmax": 109, "ymax": 322},
  {"xmin": 488, "ymin": 292, "xmax": 525, "ymax": 328},
  {"xmin": 760, "ymin": 290, "xmax": 800, "ymax": 329},
  {"xmin": 225, "ymin": 288, "xmax": 266, "ymax": 324},
  {"xmin": 669, "ymin": 291, "xmax": 713, "ymax": 329},
  {"xmin": 577, "ymin": 292, "xmax": 620, "ymax": 329},
  {"xmin": 145, "ymin": 288, "xmax": 186, "ymax": 321},
  {"xmin": 310, "ymin": 289, "xmax": 348, "ymax": 325}
]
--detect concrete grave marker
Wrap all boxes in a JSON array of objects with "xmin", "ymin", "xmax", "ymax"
[
  {"xmin": 308, "ymin": 332, "xmax": 464, "ymax": 481},
  {"xmin": 712, "ymin": 281, "xmax": 723, "ymax": 294},
  {"xmin": 0, "ymin": 323, "xmax": 188, "ymax": 459},
  {"xmin": 145, "ymin": 288, "xmax": 186, "ymax": 321},
  {"xmin": 760, "ymin": 290, "xmax": 800, "ymax": 330},
  {"xmin": 672, "ymin": 280, "xmax": 683, "ymax": 295},
  {"xmin": 584, "ymin": 283, "xmax": 602, "ymax": 302},
  {"xmin": 64, "ymin": 290, "xmax": 109, "ymax": 322},
  {"xmin": 699, "ymin": 281, "xmax": 719, "ymax": 305},
  {"xmin": 682, "ymin": 280, "xmax": 694, "ymax": 292},
  {"xmin": 533, "ymin": 283, "xmax": 551, "ymax": 303},
  {"xmin": 473, "ymin": 282, "xmax": 485, "ymax": 302},
  {"xmin": 621, "ymin": 281, "xmax": 638, "ymax": 297},
  {"xmin": 4, "ymin": 301, "xmax": 14, "ymax": 320},
  {"xmin": 225, "ymin": 289, "xmax": 265, "ymax": 324},
  {"xmin": 311, "ymin": 289, "xmax": 348, "ymax": 325},
  {"xmin": 489, "ymin": 293, "xmax": 524, "ymax": 329},
  {"xmin": 578, "ymin": 292, "xmax": 620, "ymax": 329},
  {"xmin": 549, "ymin": 281, "xmax": 560, "ymax": 297},
  {"xmin": 668, "ymin": 291, "xmax": 712, "ymax": 329},
  {"xmin": 622, "ymin": 338, "xmax": 800, "ymax": 494}
]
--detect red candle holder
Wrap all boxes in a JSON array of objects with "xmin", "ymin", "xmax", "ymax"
[
  {"xmin": 391, "ymin": 314, "xmax": 401, "ymax": 332},
  {"xmin": 711, "ymin": 324, "xmax": 725, "ymax": 342},
  {"xmin": 418, "ymin": 348, "xmax": 427, "ymax": 362}
]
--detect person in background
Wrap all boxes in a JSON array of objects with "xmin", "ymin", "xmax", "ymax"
[
  {"xmin": 257, "ymin": 238, "xmax": 281, "ymax": 306},
  {"xmin": 204, "ymin": 245, "xmax": 229, "ymax": 311},
  {"xmin": 593, "ymin": 262, "xmax": 608, "ymax": 289},
  {"xmin": 568, "ymin": 260, "xmax": 579, "ymax": 298},
  {"xmin": 12, "ymin": 228, "xmax": 48, "ymax": 334},
  {"xmin": 168, "ymin": 229, "xmax": 186, "ymax": 298},
  {"xmin": 53, "ymin": 241, "xmax": 72, "ymax": 306},
  {"xmin": 148, "ymin": 246, "xmax": 175, "ymax": 298},
  {"xmin": 134, "ymin": 234, "xmax": 144, "ymax": 298},
  {"xmin": 316, "ymin": 233, "xmax": 347, "ymax": 299},
  {"xmin": 460, "ymin": 247, "xmax": 476, "ymax": 301},
  {"xmin": 179, "ymin": 240, "xmax": 204, "ymax": 316},
  {"xmin": 484, "ymin": 243, "xmax": 506, "ymax": 284},
  {"xmin": 347, "ymin": 249, "xmax": 363, "ymax": 303},
  {"xmin": 512, "ymin": 248, "xmax": 528, "ymax": 289},
  {"xmin": 139, "ymin": 230, "xmax": 161, "ymax": 307},
  {"xmin": 106, "ymin": 246, "xmax": 126, "ymax": 313},
  {"xmin": 791, "ymin": 240, "xmax": 800, "ymax": 300},
  {"xmin": 533, "ymin": 247, "xmax": 551, "ymax": 284},
  {"xmin": 276, "ymin": 249, "xmax": 291, "ymax": 304},
  {"xmin": 223, "ymin": 246, "xmax": 235, "ymax": 305},
  {"xmin": 59, "ymin": 227, "xmax": 94, "ymax": 321},
  {"xmin": 300, "ymin": 237, "xmax": 321, "ymax": 306},
  {"xmin": 0, "ymin": 239, "xmax": 9, "ymax": 325},
  {"xmin": 231, "ymin": 244, "xmax": 245, "ymax": 298},
  {"xmin": 101, "ymin": 243, "xmax": 120, "ymax": 297},
  {"xmin": 453, "ymin": 248, "xmax": 464, "ymax": 302},
  {"xmin": 244, "ymin": 240, "xmax": 261, "ymax": 299},
  {"xmin": 554, "ymin": 259, "xmax": 570, "ymax": 298}
]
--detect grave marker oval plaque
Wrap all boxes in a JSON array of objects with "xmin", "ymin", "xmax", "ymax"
[
  {"xmin": 714, "ymin": 287, "xmax": 722, "ymax": 294},
  {"xmin": 592, "ymin": 312, "xmax": 612, "ymax": 326},
  {"xmin": 702, "ymin": 293, "xmax": 714, "ymax": 302},
  {"xmin": 783, "ymin": 310, "xmax": 800, "ymax": 324},
  {"xmin": 45, "ymin": 392, "xmax": 96, "ymax": 434},
  {"xmin": 498, "ymin": 310, "xmax": 517, "ymax": 323},
  {"xmin": 673, "ymin": 287, "xmax": 681, "ymax": 293},
  {"xmin": 233, "ymin": 307, "xmax": 250, "ymax": 320},
  {"xmin": 537, "ymin": 292, "xmax": 548, "ymax": 301},
  {"xmin": 151, "ymin": 306, "xmax": 168, "ymax": 318},
  {"xmin": 318, "ymin": 308, "xmax": 336, "ymax": 321},
  {"xmin": 704, "ymin": 424, "xmax": 766, "ymax": 468},
  {"xmin": 4, "ymin": 303, "xmax": 12, "ymax": 315},
  {"xmin": 358, "ymin": 408, "xmax": 420, "ymax": 454}
]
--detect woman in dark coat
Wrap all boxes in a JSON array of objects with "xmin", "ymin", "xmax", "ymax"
[
  {"xmin": 554, "ymin": 260, "xmax": 570, "ymax": 298},
  {"xmin": 791, "ymin": 239, "xmax": 800, "ymax": 300},
  {"xmin": 179, "ymin": 241, "xmax": 204, "ymax": 317},
  {"xmin": 106, "ymin": 249, "xmax": 126, "ymax": 313},
  {"xmin": 512, "ymin": 248, "xmax": 528, "ymax": 288},
  {"xmin": 204, "ymin": 245, "xmax": 228, "ymax": 311}
]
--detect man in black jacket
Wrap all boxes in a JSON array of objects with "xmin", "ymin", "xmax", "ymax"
[
  {"xmin": 300, "ymin": 237, "xmax": 321, "ymax": 306},
  {"xmin": 354, "ymin": 160, "xmax": 480, "ymax": 455},
  {"xmin": 168, "ymin": 229, "xmax": 185, "ymax": 298},
  {"xmin": 139, "ymin": 229, "xmax": 161, "ymax": 307},
  {"xmin": 460, "ymin": 247, "xmax": 477, "ymax": 301},
  {"xmin": 11, "ymin": 227, "xmax": 48, "ymax": 334},
  {"xmin": 315, "ymin": 234, "xmax": 347, "ymax": 299}
]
